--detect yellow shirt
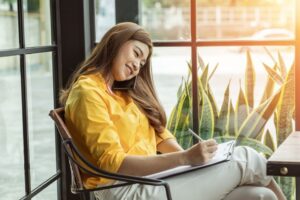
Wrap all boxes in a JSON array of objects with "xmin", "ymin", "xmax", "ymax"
[{"xmin": 65, "ymin": 73, "xmax": 175, "ymax": 188}]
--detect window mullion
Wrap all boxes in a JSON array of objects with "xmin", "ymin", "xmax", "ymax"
[
  {"xmin": 191, "ymin": 0, "xmax": 199, "ymax": 140},
  {"xmin": 17, "ymin": 0, "xmax": 31, "ymax": 197},
  {"xmin": 295, "ymin": 0, "xmax": 300, "ymax": 130}
]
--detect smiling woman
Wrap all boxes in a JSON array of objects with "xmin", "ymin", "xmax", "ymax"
[
  {"xmin": 110, "ymin": 40, "xmax": 149, "ymax": 82},
  {"xmin": 59, "ymin": 22, "xmax": 286, "ymax": 200}
]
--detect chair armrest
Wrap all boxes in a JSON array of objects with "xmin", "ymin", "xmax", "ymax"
[
  {"xmin": 65, "ymin": 141, "xmax": 166, "ymax": 186},
  {"xmin": 65, "ymin": 142, "xmax": 173, "ymax": 199}
]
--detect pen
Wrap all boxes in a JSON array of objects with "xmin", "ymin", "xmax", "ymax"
[{"xmin": 188, "ymin": 128, "xmax": 204, "ymax": 142}]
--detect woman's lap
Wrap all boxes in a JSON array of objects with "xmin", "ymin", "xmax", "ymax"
[{"xmin": 94, "ymin": 146, "xmax": 274, "ymax": 200}]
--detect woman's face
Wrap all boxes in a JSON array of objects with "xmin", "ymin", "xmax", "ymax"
[{"xmin": 111, "ymin": 40, "xmax": 149, "ymax": 81}]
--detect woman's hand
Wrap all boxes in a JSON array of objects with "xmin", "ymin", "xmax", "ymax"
[
  {"xmin": 183, "ymin": 139, "xmax": 218, "ymax": 166},
  {"xmin": 118, "ymin": 139, "xmax": 218, "ymax": 176}
]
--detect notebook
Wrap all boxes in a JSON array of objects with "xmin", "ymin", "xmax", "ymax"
[{"xmin": 145, "ymin": 140, "xmax": 235, "ymax": 179}]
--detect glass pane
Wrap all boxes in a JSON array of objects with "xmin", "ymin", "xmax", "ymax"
[
  {"xmin": 32, "ymin": 181, "xmax": 57, "ymax": 200},
  {"xmin": 196, "ymin": 46, "xmax": 295, "ymax": 198},
  {"xmin": 195, "ymin": 45, "xmax": 294, "ymax": 141},
  {"xmin": 0, "ymin": 56, "xmax": 25, "ymax": 199},
  {"xmin": 95, "ymin": 0, "xmax": 116, "ymax": 42},
  {"xmin": 197, "ymin": 1, "xmax": 295, "ymax": 40},
  {"xmin": 141, "ymin": 1, "xmax": 190, "ymax": 40},
  {"xmin": 26, "ymin": 52, "xmax": 56, "ymax": 188},
  {"xmin": 152, "ymin": 47, "xmax": 190, "ymax": 117},
  {"xmin": 24, "ymin": 0, "xmax": 52, "ymax": 46},
  {"xmin": 0, "ymin": 1, "xmax": 19, "ymax": 49}
]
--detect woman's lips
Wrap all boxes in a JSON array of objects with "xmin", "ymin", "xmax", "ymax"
[{"xmin": 126, "ymin": 64, "xmax": 133, "ymax": 75}]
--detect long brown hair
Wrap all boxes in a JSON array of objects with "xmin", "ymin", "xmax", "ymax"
[{"xmin": 59, "ymin": 22, "xmax": 166, "ymax": 133}]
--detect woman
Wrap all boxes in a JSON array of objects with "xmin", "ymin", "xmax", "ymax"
[{"xmin": 60, "ymin": 22, "xmax": 286, "ymax": 200}]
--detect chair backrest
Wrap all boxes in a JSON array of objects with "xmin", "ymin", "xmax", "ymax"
[
  {"xmin": 49, "ymin": 107, "xmax": 84, "ymax": 193},
  {"xmin": 49, "ymin": 108, "xmax": 173, "ymax": 199}
]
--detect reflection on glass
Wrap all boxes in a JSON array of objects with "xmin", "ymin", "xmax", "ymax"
[
  {"xmin": 197, "ymin": 46, "xmax": 294, "ymax": 139},
  {"xmin": 141, "ymin": 1, "xmax": 191, "ymax": 40},
  {"xmin": 152, "ymin": 47, "xmax": 190, "ymax": 117},
  {"xmin": 196, "ymin": 0, "xmax": 295, "ymax": 39},
  {"xmin": 32, "ymin": 181, "xmax": 57, "ymax": 200},
  {"xmin": 94, "ymin": 0, "xmax": 116, "ymax": 41},
  {"xmin": 197, "ymin": 46, "xmax": 294, "ymax": 108},
  {"xmin": 24, "ymin": 0, "xmax": 52, "ymax": 46},
  {"xmin": 26, "ymin": 53, "xmax": 55, "ymax": 190},
  {"xmin": 0, "ymin": 0, "xmax": 19, "ymax": 49},
  {"xmin": 0, "ymin": 56, "xmax": 25, "ymax": 199}
]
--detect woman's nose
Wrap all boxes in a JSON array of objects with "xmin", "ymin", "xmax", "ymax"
[{"xmin": 132, "ymin": 61, "xmax": 140, "ymax": 71}]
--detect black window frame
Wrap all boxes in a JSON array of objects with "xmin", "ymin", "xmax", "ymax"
[
  {"xmin": 72, "ymin": 0, "xmax": 300, "ymax": 198},
  {"xmin": 1, "ymin": 0, "xmax": 298, "ymax": 199},
  {"xmin": 151, "ymin": 1, "xmax": 299, "ymax": 135},
  {"xmin": 0, "ymin": 0, "xmax": 62, "ymax": 199},
  {"xmin": 113, "ymin": 0, "xmax": 299, "ymax": 135}
]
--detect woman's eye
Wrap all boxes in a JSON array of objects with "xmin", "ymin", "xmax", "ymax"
[{"xmin": 134, "ymin": 50, "xmax": 139, "ymax": 57}]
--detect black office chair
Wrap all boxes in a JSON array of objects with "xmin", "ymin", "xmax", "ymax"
[{"xmin": 49, "ymin": 107, "xmax": 172, "ymax": 200}]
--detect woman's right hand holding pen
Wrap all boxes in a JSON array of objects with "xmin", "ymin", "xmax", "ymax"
[
  {"xmin": 183, "ymin": 139, "xmax": 218, "ymax": 166},
  {"xmin": 182, "ymin": 129, "xmax": 218, "ymax": 166}
]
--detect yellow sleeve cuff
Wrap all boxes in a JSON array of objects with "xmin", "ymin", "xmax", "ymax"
[
  {"xmin": 98, "ymin": 150, "xmax": 127, "ymax": 173},
  {"xmin": 155, "ymin": 128, "xmax": 175, "ymax": 145}
]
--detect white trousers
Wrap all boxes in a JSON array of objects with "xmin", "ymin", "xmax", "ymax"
[{"xmin": 94, "ymin": 146, "xmax": 276, "ymax": 200}]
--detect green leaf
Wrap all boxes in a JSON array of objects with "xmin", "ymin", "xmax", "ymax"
[
  {"xmin": 186, "ymin": 61, "xmax": 192, "ymax": 82},
  {"xmin": 214, "ymin": 136, "xmax": 273, "ymax": 156},
  {"xmin": 176, "ymin": 77, "xmax": 184, "ymax": 99},
  {"xmin": 207, "ymin": 88, "xmax": 219, "ymax": 120},
  {"xmin": 197, "ymin": 54, "xmax": 205, "ymax": 70},
  {"xmin": 171, "ymin": 79, "xmax": 193, "ymax": 149},
  {"xmin": 228, "ymin": 100, "xmax": 235, "ymax": 136},
  {"xmin": 200, "ymin": 64, "xmax": 209, "ymax": 91},
  {"xmin": 273, "ymin": 111, "xmax": 278, "ymax": 127},
  {"xmin": 263, "ymin": 129, "xmax": 276, "ymax": 152},
  {"xmin": 255, "ymin": 129, "xmax": 264, "ymax": 141},
  {"xmin": 167, "ymin": 106, "xmax": 177, "ymax": 130},
  {"xmin": 179, "ymin": 115, "xmax": 193, "ymax": 149},
  {"xmin": 293, "ymin": 109, "xmax": 295, "ymax": 120},
  {"xmin": 167, "ymin": 80, "xmax": 191, "ymax": 138},
  {"xmin": 277, "ymin": 51, "xmax": 287, "ymax": 78},
  {"xmin": 187, "ymin": 60, "xmax": 192, "ymax": 72},
  {"xmin": 235, "ymin": 83, "xmax": 249, "ymax": 135},
  {"xmin": 263, "ymin": 63, "xmax": 284, "ymax": 85},
  {"xmin": 245, "ymin": 50, "xmax": 256, "ymax": 108},
  {"xmin": 198, "ymin": 82, "xmax": 215, "ymax": 140},
  {"xmin": 215, "ymin": 81, "xmax": 231, "ymax": 137},
  {"xmin": 260, "ymin": 63, "xmax": 277, "ymax": 104},
  {"xmin": 264, "ymin": 47, "xmax": 277, "ymax": 64},
  {"xmin": 206, "ymin": 64, "xmax": 219, "ymax": 118},
  {"xmin": 208, "ymin": 63, "xmax": 219, "ymax": 81},
  {"xmin": 278, "ymin": 177, "xmax": 295, "ymax": 200},
  {"xmin": 276, "ymin": 62, "xmax": 295, "ymax": 145},
  {"xmin": 237, "ymin": 89, "xmax": 282, "ymax": 139},
  {"xmin": 237, "ymin": 136, "xmax": 273, "ymax": 156}
]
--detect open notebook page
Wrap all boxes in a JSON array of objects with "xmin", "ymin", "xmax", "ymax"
[{"xmin": 145, "ymin": 140, "xmax": 235, "ymax": 179}]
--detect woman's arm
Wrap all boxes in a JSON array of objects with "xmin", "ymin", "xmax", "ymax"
[
  {"xmin": 157, "ymin": 138, "xmax": 184, "ymax": 153},
  {"xmin": 68, "ymin": 79, "xmax": 217, "ymax": 176},
  {"xmin": 118, "ymin": 139, "xmax": 218, "ymax": 176}
]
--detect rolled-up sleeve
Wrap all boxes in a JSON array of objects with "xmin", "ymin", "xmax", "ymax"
[
  {"xmin": 155, "ymin": 128, "xmax": 176, "ymax": 146},
  {"xmin": 69, "ymin": 81, "xmax": 126, "ymax": 173}
]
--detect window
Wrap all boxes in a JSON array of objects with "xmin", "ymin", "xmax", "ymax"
[
  {"xmin": 0, "ymin": 0, "xmax": 59, "ymax": 199},
  {"xmin": 94, "ymin": 0, "xmax": 298, "ymax": 199}
]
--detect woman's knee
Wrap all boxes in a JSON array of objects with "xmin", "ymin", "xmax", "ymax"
[
  {"xmin": 224, "ymin": 186, "xmax": 277, "ymax": 200},
  {"xmin": 231, "ymin": 146, "xmax": 272, "ymax": 186}
]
